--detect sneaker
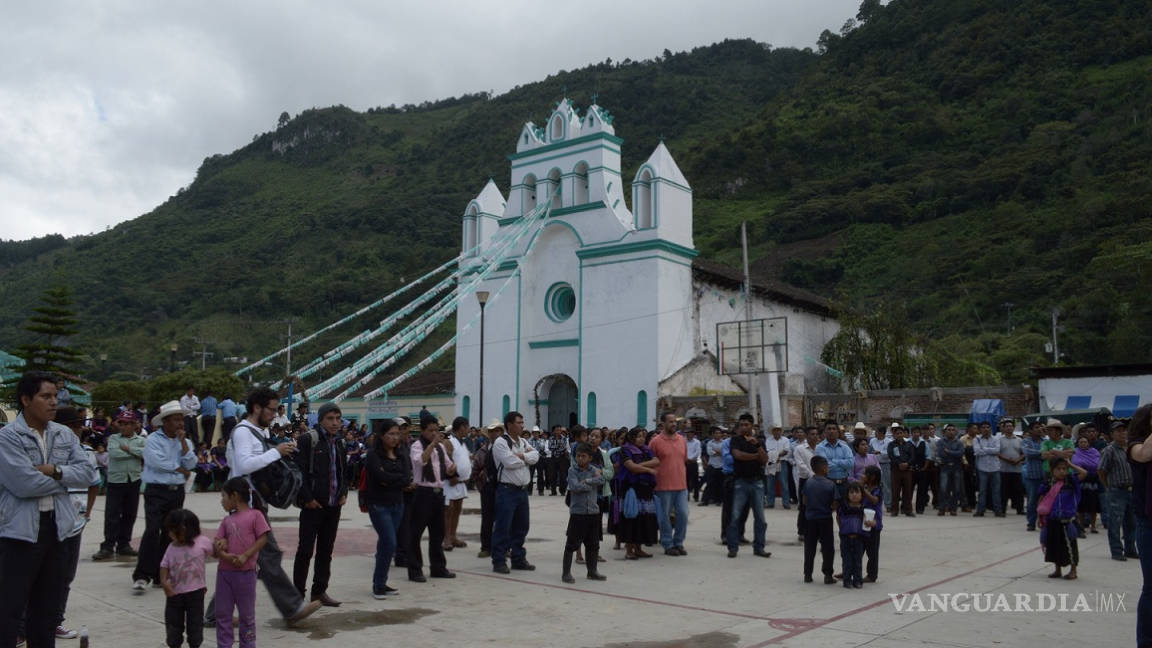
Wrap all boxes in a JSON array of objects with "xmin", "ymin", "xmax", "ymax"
[
  {"xmin": 382, "ymin": 585, "xmax": 398, "ymax": 595},
  {"xmin": 55, "ymin": 626, "xmax": 78, "ymax": 639},
  {"xmin": 287, "ymin": 600, "xmax": 323, "ymax": 625},
  {"xmin": 132, "ymin": 579, "xmax": 148, "ymax": 591},
  {"xmin": 92, "ymin": 549, "xmax": 115, "ymax": 561},
  {"xmin": 373, "ymin": 591, "xmax": 390, "ymax": 600}
]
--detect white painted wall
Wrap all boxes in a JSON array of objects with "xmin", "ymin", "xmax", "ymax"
[{"xmin": 1037, "ymin": 374, "xmax": 1152, "ymax": 412}]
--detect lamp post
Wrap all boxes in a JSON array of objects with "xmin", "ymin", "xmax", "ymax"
[
  {"xmin": 476, "ymin": 290, "xmax": 490, "ymax": 426},
  {"xmin": 169, "ymin": 344, "xmax": 178, "ymax": 372}
]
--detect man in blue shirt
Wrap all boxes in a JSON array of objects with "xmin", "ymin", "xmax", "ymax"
[
  {"xmin": 1021, "ymin": 421, "xmax": 1046, "ymax": 531},
  {"xmin": 199, "ymin": 391, "xmax": 219, "ymax": 447},
  {"xmin": 132, "ymin": 401, "xmax": 197, "ymax": 591},
  {"xmin": 219, "ymin": 396, "xmax": 239, "ymax": 442},
  {"xmin": 815, "ymin": 421, "xmax": 853, "ymax": 501},
  {"xmin": 720, "ymin": 420, "xmax": 750, "ymax": 546}
]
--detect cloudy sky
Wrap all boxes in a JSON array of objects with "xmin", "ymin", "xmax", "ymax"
[{"xmin": 1, "ymin": 0, "xmax": 860, "ymax": 241}]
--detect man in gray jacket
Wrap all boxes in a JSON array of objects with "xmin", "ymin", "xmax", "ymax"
[{"xmin": 0, "ymin": 371, "xmax": 97, "ymax": 648}]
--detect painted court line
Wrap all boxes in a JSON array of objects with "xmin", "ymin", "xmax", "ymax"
[{"xmin": 746, "ymin": 544, "xmax": 1041, "ymax": 646}]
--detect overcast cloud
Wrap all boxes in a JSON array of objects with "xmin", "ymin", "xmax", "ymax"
[{"xmin": 0, "ymin": 0, "xmax": 860, "ymax": 241}]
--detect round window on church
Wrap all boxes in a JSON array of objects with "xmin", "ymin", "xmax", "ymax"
[{"xmin": 545, "ymin": 282, "xmax": 576, "ymax": 322}]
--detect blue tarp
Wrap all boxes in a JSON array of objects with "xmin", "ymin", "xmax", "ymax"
[
  {"xmin": 1065, "ymin": 395, "xmax": 1092, "ymax": 409},
  {"xmin": 969, "ymin": 399, "xmax": 1005, "ymax": 425},
  {"xmin": 1113, "ymin": 395, "xmax": 1140, "ymax": 418}
]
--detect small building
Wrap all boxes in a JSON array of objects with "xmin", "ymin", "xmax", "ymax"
[{"xmin": 1033, "ymin": 363, "xmax": 1152, "ymax": 418}]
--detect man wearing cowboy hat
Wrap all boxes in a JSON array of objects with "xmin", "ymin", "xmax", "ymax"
[
  {"xmin": 1040, "ymin": 418, "xmax": 1074, "ymax": 475},
  {"xmin": 132, "ymin": 400, "xmax": 197, "ymax": 591},
  {"xmin": 93, "ymin": 409, "xmax": 148, "ymax": 561}
]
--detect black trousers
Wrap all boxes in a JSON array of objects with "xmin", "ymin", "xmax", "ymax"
[
  {"xmin": 184, "ymin": 416, "xmax": 199, "ymax": 445},
  {"xmin": 102, "ymin": 480, "xmax": 141, "ymax": 551},
  {"xmin": 865, "ymin": 528, "xmax": 881, "ymax": 580},
  {"xmin": 220, "ymin": 416, "xmax": 237, "ymax": 442},
  {"xmin": 1001, "ymin": 472, "xmax": 1024, "ymax": 513},
  {"xmin": 702, "ymin": 465, "xmax": 724, "ymax": 504},
  {"xmin": 548, "ymin": 457, "xmax": 569, "ymax": 494},
  {"xmin": 407, "ymin": 487, "xmax": 447, "ymax": 577},
  {"xmin": 720, "ymin": 474, "xmax": 749, "ymax": 544},
  {"xmin": 963, "ymin": 465, "xmax": 977, "ymax": 508},
  {"xmin": 134, "ymin": 485, "xmax": 185, "ymax": 583},
  {"xmin": 165, "ymin": 588, "xmax": 205, "ymax": 648},
  {"xmin": 200, "ymin": 416, "xmax": 216, "ymax": 447},
  {"xmin": 0, "ymin": 512, "xmax": 70, "ymax": 648},
  {"xmin": 803, "ymin": 517, "xmax": 835, "ymax": 578},
  {"xmin": 563, "ymin": 514, "xmax": 601, "ymax": 575},
  {"xmin": 685, "ymin": 460, "xmax": 700, "ymax": 500},
  {"xmin": 796, "ymin": 477, "xmax": 809, "ymax": 536},
  {"xmin": 530, "ymin": 463, "xmax": 542, "ymax": 494},
  {"xmin": 394, "ymin": 489, "xmax": 414, "ymax": 566},
  {"xmin": 480, "ymin": 483, "xmax": 496, "ymax": 552},
  {"xmin": 914, "ymin": 471, "xmax": 931, "ymax": 512},
  {"xmin": 293, "ymin": 505, "xmax": 342, "ymax": 598}
]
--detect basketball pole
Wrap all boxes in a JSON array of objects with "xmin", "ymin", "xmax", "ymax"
[{"xmin": 741, "ymin": 221, "xmax": 759, "ymax": 425}]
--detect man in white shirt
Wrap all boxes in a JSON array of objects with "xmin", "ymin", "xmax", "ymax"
[
  {"xmin": 762, "ymin": 426, "xmax": 791, "ymax": 509},
  {"xmin": 685, "ymin": 430, "xmax": 702, "ymax": 502},
  {"xmin": 490, "ymin": 411, "xmax": 539, "ymax": 574},
  {"xmin": 869, "ymin": 425, "xmax": 892, "ymax": 511},
  {"xmin": 179, "ymin": 387, "xmax": 200, "ymax": 445},
  {"xmin": 205, "ymin": 387, "xmax": 322, "ymax": 627}
]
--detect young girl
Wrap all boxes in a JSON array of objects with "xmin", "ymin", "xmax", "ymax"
[
  {"xmin": 837, "ymin": 482, "xmax": 873, "ymax": 589},
  {"xmin": 1038, "ymin": 457, "xmax": 1087, "ymax": 580},
  {"xmin": 214, "ymin": 478, "xmax": 270, "ymax": 648},
  {"xmin": 159, "ymin": 509, "xmax": 215, "ymax": 648},
  {"xmin": 861, "ymin": 466, "xmax": 884, "ymax": 583}
]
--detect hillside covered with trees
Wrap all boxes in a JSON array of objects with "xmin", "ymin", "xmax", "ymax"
[{"xmin": 2, "ymin": 0, "xmax": 1149, "ymax": 389}]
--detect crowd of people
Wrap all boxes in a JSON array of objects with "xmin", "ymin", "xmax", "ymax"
[{"xmin": 1, "ymin": 371, "xmax": 1149, "ymax": 648}]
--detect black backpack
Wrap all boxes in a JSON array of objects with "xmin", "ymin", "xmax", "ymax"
[{"xmin": 235, "ymin": 423, "xmax": 302, "ymax": 509}]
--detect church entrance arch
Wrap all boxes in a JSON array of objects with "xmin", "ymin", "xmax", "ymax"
[{"xmin": 533, "ymin": 373, "xmax": 578, "ymax": 430}]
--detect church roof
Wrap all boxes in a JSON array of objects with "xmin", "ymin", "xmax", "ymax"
[
  {"xmin": 641, "ymin": 141, "xmax": 690, "ymax": 188},
  {"xmin": 470, "ymin": 179, "xmax": 507, "ymax": 216},
  {"xmin": 692, "ymin": 258, "xmax": 835, "ymax": 317}
]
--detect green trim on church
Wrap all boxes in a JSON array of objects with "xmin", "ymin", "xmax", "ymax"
[{"xmin": 575, "ymin": 239, "xmax": 699, "ymax": 261}]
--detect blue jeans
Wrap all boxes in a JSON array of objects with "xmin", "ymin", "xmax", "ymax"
[
  {"xmin": 367, "ymin": 502, "xmax": 404, "ymax": 594},
  {"xmin": 1138, "ymin": 521, "xmax": 1152, "ymax": 648},
  {"xmin": 727, "ymin": 479, "xmax": 767, "ymax": 552},
  {"xmin": 939, "ymin": 466, "xmax": 962, "ymax": 511},
  {"xmin": 976, "ymin": 471, "xmax": 1001, "ymax": 514},
  {"xmin": 492, "ymin": 484, "xmax": 530, "ymax": 566},
  {"xmin": 765, "ymin": 466, "xmax": 791, "ymax": 507},
  {"xmin": 654, "ymin": 489, "xmax": 689, "ymax": 549},
  {"xmin": 1104, "ymin": 488, "xmax": 1136, "ymax": 557},
  {"xmin": 1024, "ymin": 476, "xmax": 1043, "ymax": 527}
]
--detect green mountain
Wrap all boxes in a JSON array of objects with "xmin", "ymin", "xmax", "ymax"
[{"xmin": 3, "ymin": 0, "xmax": 1150, "ymax": 389}]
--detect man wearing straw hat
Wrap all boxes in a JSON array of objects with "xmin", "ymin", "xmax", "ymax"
[
  {"xmin": 1041, "ymin": 418, "xmax": 1074, "ymax": 475},
  {"xmin": 132, "ymin": 400, "xmax": 197, "ymax": 591}
]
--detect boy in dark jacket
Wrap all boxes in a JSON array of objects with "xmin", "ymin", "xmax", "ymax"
[{"xmin": 293, "ymin": 403, "xmax": 348, "ymax": 606}]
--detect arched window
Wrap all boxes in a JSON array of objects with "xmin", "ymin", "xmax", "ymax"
[
  {"xmin": 550, "ymin": 114, "xmax": 564, "ymax": 141},
  {"xmin": 547, "ymin": 168, "xmax": 562, "ymax": 209},
  {"xmin": 464, "ymin": 205, "xmax": 479, "ymax": 255},
  {"xmin": 635, "ymin": 169, "xmax": 654, "ymax": 228},
  {"xmin": 523, "ymin": 174, "xmax": 537, "ymax": 215},
  {"xmin": 461, "ymin": 395, "xmax": 471, "ymax": 421},
  {"xmin": 587, "ymin": 392, "xmax": 597, "ymax": 427},
  {"xmin": 502, "ymin": 394, "xmax": 511, "ymax": 418},
  {"xmin": 573, "ymin": 162, "xmax": 589, "ymax": 205},
  {"xmin": 636, "ymin": 390, "xmax": 648, "ymax": 427}
]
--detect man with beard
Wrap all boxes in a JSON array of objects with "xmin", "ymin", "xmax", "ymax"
[{"xmin": 204, "ymin": 387, "xmax": 323, "ymax": 628}]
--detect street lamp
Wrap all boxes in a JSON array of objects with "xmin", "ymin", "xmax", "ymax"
[
  {"xmin": 169, "ymin": 344, "xmax": 178, "ymax": 372},
  {"xmin": 476, "ymin": 290, "xmax": 490, "ymax": 426}
]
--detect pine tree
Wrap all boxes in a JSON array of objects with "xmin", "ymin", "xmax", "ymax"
[{"xmin": 12, "ymin": 285, "xmax": 83, "ymax": 378}]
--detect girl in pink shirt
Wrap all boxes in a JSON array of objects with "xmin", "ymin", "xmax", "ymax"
[
  {"xmin": 160, "ymin": 509, "xmax": 215, "ymax": 648},
  {"xmin": 214, "ymin": 478, "xmax": 270, "ymax": 648}
]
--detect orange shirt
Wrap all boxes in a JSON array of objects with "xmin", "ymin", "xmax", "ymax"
[{"xmin": 649, "ymin": 433, "xmax": 687, "ymax": 492}]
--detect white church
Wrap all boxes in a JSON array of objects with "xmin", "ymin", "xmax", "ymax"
[{"xmin": 452, "ymin": 99, "xmax": 840, "ymax": 430}]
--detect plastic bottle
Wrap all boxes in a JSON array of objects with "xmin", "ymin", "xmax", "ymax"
[{"xmin": 79, "ymin": 625, "xmax": 89, "ymax": 648}]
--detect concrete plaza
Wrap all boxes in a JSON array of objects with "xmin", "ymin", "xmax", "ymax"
[{"xmin": 64, "ymin": 490, "xmax": 1138, "ymax": 647}]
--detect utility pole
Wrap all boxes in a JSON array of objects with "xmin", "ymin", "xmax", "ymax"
[
  {"xmin": 741, "ymin": 221, "xmax": 758, "ymax": 424},
  {"xmin": 284, "ymin": 320, "xmax": 293, "ymax": 379},
  {"xmin": 192, "ymin": 337, "xmax": 213, "ymax": 370},
  {"xmin": 1050, "ymin": 307, "xmax": 1061, "ymax": 365}
]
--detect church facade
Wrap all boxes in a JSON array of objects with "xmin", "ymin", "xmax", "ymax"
[{"xmin": 453, "ymin": 100, "xmax": 839, "ymax": 430}]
